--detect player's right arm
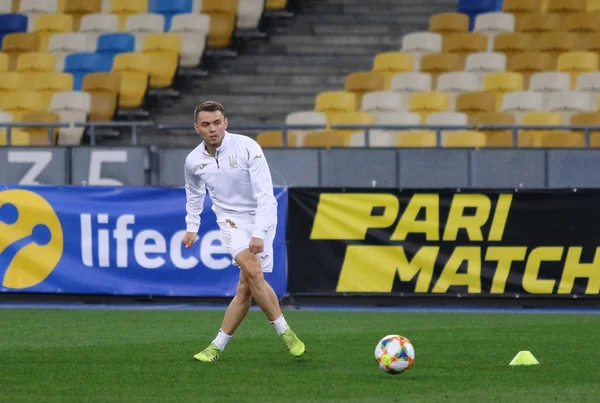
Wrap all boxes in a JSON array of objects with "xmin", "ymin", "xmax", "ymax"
[{"xmin": 183, "ymin": 157, "xmax": 206, "ymax": 248}]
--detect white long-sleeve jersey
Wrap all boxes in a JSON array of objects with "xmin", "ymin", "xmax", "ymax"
[{"xmin": 184, "ymin": 131, "xmax": 278, "ymax": 239}]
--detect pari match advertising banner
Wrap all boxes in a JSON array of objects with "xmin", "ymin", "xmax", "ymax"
[
  {"xmin": 0, "ymin": 186, "xmax": 288, "ymax": 297},
  {"xmin": 287, "ymin": 188, "xmax": 600, "ymax": 298}
]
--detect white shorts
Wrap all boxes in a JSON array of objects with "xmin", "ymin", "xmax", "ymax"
[{"xmin": 217, "ymin": 217, "xmax": 276, "ymax": 273}]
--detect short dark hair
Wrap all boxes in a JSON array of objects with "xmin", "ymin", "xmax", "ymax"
[{"xmin": 194, "ymin": 101, "xmax": 225, "ymax": 122}]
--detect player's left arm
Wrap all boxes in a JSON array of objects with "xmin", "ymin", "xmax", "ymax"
[{"xmin": 247, "ymin": 142, "xmax": 278, "ymax": 253}]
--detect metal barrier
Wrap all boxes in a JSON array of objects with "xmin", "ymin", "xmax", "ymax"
[
  {"xmin": 73, "ymin": 121, "xmax": 156, "ymax": 145},
  {"xmin": 0, "ymin": 122, "xmax": 70, "ymax": 145}
]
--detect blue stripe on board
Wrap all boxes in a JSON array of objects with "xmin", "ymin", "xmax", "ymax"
[{"xmin": 0, "ymin": 302, "xmax": 598, "ymax": 314}]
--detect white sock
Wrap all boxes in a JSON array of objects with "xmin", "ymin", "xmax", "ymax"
[
  {"xmin": 271, "ymin": 315, "xmax": 290, "ymax": 336},
  {"xmin": 212, "ymin": 329, "xmax": 232, "ymax": 351}
]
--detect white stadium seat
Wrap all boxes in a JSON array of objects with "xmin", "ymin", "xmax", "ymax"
[
  {"xmin": 285, "ymin": 111, "xmax": 328, "ymax": 146},
  {"xmin": 237, "ymin": 0, "xmax": 264, "ymax": 30},
  {"xmin": 473, "ymin": 12, "xmax": 515, "ymax": 50},
  {"xmin": 125, "ymin": 13, "xmax": 165, "ymax": 51},
  {"xmin": 19, "ymin": 0, "xmax": 58, "ymax": 30},
  {"xmin": 50, "ymin": 91, "xmax": 92, "ymax": 114},
  {"xmin": 350, "ymin": 111, "xmax": 421, "ymax": 147},
  {"xmin": 502, "ymin": 91, "xmax": 544, "ymax": 124},
  {"xmin": 80, "ymin": 13, "xmax": 120, "ymax": 45},
  {"xmin": 390, "ymin": 72, "xmax": 432, "ymax": 92},
  {"xmin": 401, "ymin": 32, "xmax": 443, "ymax": 70},
  {"xmin": 56, "ymin": 110, "xmax": 88, "ymax": 145},
  {"xmin": 48, "ymin": 33, "xmax": 96, "ymax": 70},
  {"xmin": 169, "ymin": 13, "xmax": 210, "ymax": 68},
  {"xmin": 577, "ymin": 72, "xmax": 600, "ymax": 92},
  {"xmin": 465, "ymin": 52, "xmax": 507, "ymax": 89},
  {"xmin": 426, "ymin": 112, "xmax": 468, "ymax": 126},
  {"xmin": 530, "ymin": 72, "xmax": 571, "ymax": 92},
  {"xmin": 437, "ymin": 72, "xmax": 479, "ymax": 109},
  {"xmin": 361, "ymin": 91, "xmax": 408, "ymax": 112}
]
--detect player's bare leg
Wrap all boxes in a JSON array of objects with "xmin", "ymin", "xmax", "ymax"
[
  {"xmin": 193, "ymin": 273, "xmax": 252, "ymax": 362},
  {"xmin": 235, "ymin": 249, "xmax": 305, "ymax": 357}
]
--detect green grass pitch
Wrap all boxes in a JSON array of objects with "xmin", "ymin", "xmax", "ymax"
[{"xmin": 1, "ymin": 308, "xmax": 599, "ymax": 402}]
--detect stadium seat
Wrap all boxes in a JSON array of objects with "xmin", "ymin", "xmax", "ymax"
[
  {"xmin": 16, "ymin": 51, "xmax": 56, "ymax": 72},
  {"xmin": 48, "ymin": 32, "xmax": 93, "ymax": 70},
  {"xmin": 82, "ymin": 71, "xmax": 120, "ymax": 92},
  {"xmin": 419, "ymin": 52, "xmax": 465, "ymax": 83},
  {"xmin": 315, "ymin": 91, "xmax": 358, "ymax": 114},
  {"xmin": 117, "ymin": 71, "xmax": 149, "ymax": 109},
  {"xmin": 64, "ymin": 52, "xmax": 114, "ymax": 90},
  {"xmin": 473, "ymin": 12, "xmax": 515, "ymax": 51},
  {"xmin": 518, "ymin": 13, "xmax": 561, "ymax": 39},
  {"xmin": 96, "ymin": 33, "xmax": 135, "ymax": 57},
  {"xmin": 79, "ymin": 13, "xmax": 119, "ymax": 43},
  {"xmin": 502, "ymin": 0, "xmax": 543, "ymax": 30},
  {"xmin": 502, "ymin": 91, "xmax": 544, "ymax": 121},
  {"xmin": 0, "ymin": 117, "xmax": 30, "ymax": 146},
  {"xmin": 266, "ymin": 0, "xmax": 287, "ymax": 10},
  {"xmin": 0, "ymin": 53, "xmax": 8, "ymax": 72},
  {"xmin": 442, "ymin": 130, "xmax": 487, "ymax": 148},
  {"xmin": 469, "ymin": 111, "xmax": 517, "ymax": 146},
  {"xmin": 256, "ymin": 130, "xmax": 298, "ymax": 148},
  {"xmin": 518, "ymin": 111, "xmax": 572, "ymax": 147},
  {"xmin": 576, "ymin": 72, "xmax": 600, "ymax": 91},
  {"xmin": 0, "ymin": 72, "xmax": 27, "ymax": 92},
  {"xmin": 483, "ymin": 72, "xmax": 524, "ymax": 110},
  {"xmin": 63, "ymin": 0, "xmax": 102, "ymax": 30},
  {"xmin": 169, "ymin": 13, "xmax": 209, "ymax": 68},
  {"xmin": 400, "ymin": 32, "xmax": 442, "ymax": 70},
  {"xmin": 20, "ymin": 110, "xmax": 61, "ymax": 145},
  {"xmin": 33, "ymin": 72, "xmax": 74, "ymax": 106},
  {"xmin": 493, "ymin": 33, "xmax": 534, "ymax": 60},
  {"xmin": 442, "ymin": 32, "xmax": 488, "ymax": 57},
  {"xmin": 426, "ymin": 111, "xmax": 469, "ymax": 142},
  {"xmin": 237, "ymin": 0, "xmax": 264, "ymax": 30},
  {"xmin": 285, "ymin": 110, "xmax": 327, "ymax": 146},
  {"xmin": 545, "ymin": 91, "xmax": 597, "ymax": 122},
  {"xmin": 0, "ymin": 2, "xmax": 13, "ymax": 13},
  {"xmin": 142, "ymin": 32, "xmax": 182, "ymax": 53},
  {"xmin": 344, "ymin": 72, "xmax": 386, "ymax": 102},
  {"xmin": 125, "ymin": 13, "xmax": 165, "ymax": 51},
  {"xmin": 390, "ymin": 73, "xmax": 433, "ymax": 108},
  {"xmin": 455, "ymin": 91, "xmax": 498, "ymax": 113},
  {"xmin": 547, "ymin": 0, "xmax": 587, "ymax": 16},
  {"xmin": 588, "ymin": 0, "xmax": 600, "ymax": 11},
  {"xmin": 361, "ymin": 91, "xmax": 410, "ymax": 113},
  {"xmin": 564, "ymin": 13, "xmax": 600, "ymax": 33},
  {"xmin": 0, "ymin": 13, "xmax": 29, "ymax": 46},
  {"xmin": 33, "ymin": 13, "xmax": 74, "ymax": 50},
  {"xmin": 50, "ymin": 90, "xmax": 92, "ymax": 145},
  {"xmin": 141, "ymin": 34, "xmax": 182, "ymax": 88},
  {"xmin": 350, "ymin": 111, "xmax": 421, "ymax": 147},
  {"xmin": 396, "ymin": 130, "xmax": 438, "ymax": 147},
  {"xmin": 87, "ymin": 91, "xmax": 118, "ymax": 121},
  {"xmin": 580, "ymin": 33, "xmax": 600, "ymax": 55},
  {"xmin": 372, "ymin": 52, "xmax": 414, "ymax": 88},
  {"xmin": 465, "ymin": 52, "xmax": 507, "ymax": 88},
  {"xmin": 558, "ymin": 52, "xmax": 599, "ymax": 89},
  {"xmin": 570, "ymin": 112, "xmax": 600, "ymax": 146},
  {"xmin": 529, "ymin": 72, "xmax": 572, "ymax": 108},
  {"xmin": 429, "ymin": 12, "xmax": 470, "ymax": 37},
  {"xmin": 1, "ymin": 91, "xmax": 48, "ymax": 120},
  {"xmin": 328, "ymin": 111, "xmax": 374, "ymax": 140},
  {"xmin": 508, "ymin": 52, "xmax": 553, "ymax": 89},
  {"xmin": 112, "ymin": 51, "xmax": 152, "ymax": 72},
  {"xmin": 2, "ymin": 32, "xmax": 41, "ymax": 70},
  {"xmin": 201, "ymin": 0, "xmax": 237, "ymax": 49},
  {"xmin": 534, "ymin": 33, "xmax": 580, "ymax": 67},
  {"xmin": 303, "ymin": 130, "xmax": 349, "ymax": 148},
  {"xmin": 148, "ymin": 0, "xmax": 193, "ymax": 31},
  {"xmin": 18, "ymin": 0, "xmax": 59, "ymax": 29},
  {"xmin": 409, "ymin": 91, "xmax": 450, "ymax": 122},
  {"xmin": 110, "ymin": 0, "xmax": 149, "ymax": 31},
  {"xmin": 437, "ymin": 72, "xmax": 479, "ymax": 108}
]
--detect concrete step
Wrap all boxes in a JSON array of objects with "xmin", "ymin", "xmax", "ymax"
[
  {"xmin": 290, "ymin": 14, "xmax": 442, "ymax": 24},
  {"xmin": 179, "ymin": 94, "xmax": 316, "ymax": 108},
  {"xmin": 256, "ymin": 64, "xmax": 363, "ymax": 75},
  {"xmin": 195, "ymin": 74, "xmax": 345, "ymax": 87},
  {"xmin": 270, "ymin": 34, "xmax": 404, "ymax": 47},
  {"xmin": 216, "ymin": 54, "xmax": 374, "ymax": 67},
  {"xmin": 247, "ymin": 43, "xmax": 392, "ymax": 56}
]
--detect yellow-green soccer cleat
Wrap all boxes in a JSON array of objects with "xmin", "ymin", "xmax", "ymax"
[
  {"xmin": 193, "ymin": 343, "xmax": 221, "ymax": 362},
  {"xmin": 281, "ymin": 329, "xmax": 305, "ymax": 357}
]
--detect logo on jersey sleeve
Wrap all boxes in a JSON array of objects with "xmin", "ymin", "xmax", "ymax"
[{"xmin": 0, "ymin": 189, "xmax": 64, "ymax": 289}]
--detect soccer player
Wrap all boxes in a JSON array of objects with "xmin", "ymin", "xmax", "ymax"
[{"xmin": 182, "ymin": 101, "xmax": 305, "ymax": 362}]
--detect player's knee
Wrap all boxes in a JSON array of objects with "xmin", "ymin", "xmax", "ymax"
[{"xmin": 236, "ymin": 280, "xmax": 252, "ymax": 300}]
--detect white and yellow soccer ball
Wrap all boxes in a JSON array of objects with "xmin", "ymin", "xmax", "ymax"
[{"xmin": 374, "ymin": 334, "xmax": 415, "ymax": 374}]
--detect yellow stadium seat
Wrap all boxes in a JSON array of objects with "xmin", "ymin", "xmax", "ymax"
[
  {"xmin": 443, "ymin": 130, "xmax": 487, "ymax": 148},
  {"xmin": 396, "ymin": 130, "xmax": 437, "ymax": 147},
  {"xmin": 0, "ymin": 129, "xmax": 30, "ymax": 146},
  {"xmin": 372, "ymin": 52, "xmax": 414, "ymax": 88},
  {"xmin": 112, "ymin": 52, "xmax": 152, "ymax": 73},
  {"xmin": 118, "ymin": 71, "xmax": 148, "ymax": 109},
  {"xmin": 564, "ymin": 13, "xmax": 600, "ymax": 33},
  {"xmin": 493, "ymin": 33, "xmax": 534, "ymax": 61},
  {"xmin": 518, "ymin": 13, "xmax": 561, "ymax": 36},
  {"xmin": 443, "ymin": 33, "xmax": 488, "ymax": 56},
  {"xmin": 110, "ymin": 0, "xmax": 148, "ymax": 31},
  {"xmin": 63, "ymin": 0, "xmax": 102, "ymax": 30},
  {"xmin": 0, "ymin": 53, "xmax": 8, "ymax": 72},
  {"xmin": 409, "ymin": 92, "xmax": 450, "ymax": 122},
  {"xmin": 144, "ymin": 53, "xmax": 178, "ymax": 88},
  {"xmin": 456, "ymin": 91, "xmax": 499, "ymax": 113},
  {"xmin": 420, "ymin": 52, "xmax": 465, "ymax": 83},
  {"xmin": 469, "ymin": 112, "xmax": 517, "ymax": 146},
  {"xmin": 484, "ymin": 72, "xmax": 524, "ymax": 110},
  {"xmin": 328, "ymin": 111, "xmax": 374, "ymax": 138},
  {"xmin": 16, "ymin": 52, "xmax": 56, "ymax": 72},
  {"xmin": 547, "ymin": 0, "xmax": 587, "ymax": 16},
  {"xmin": 503, "ymin": 0, "xmax": 543, "ymax": 30},
  {"xmin": 202, "ymin": 0, "xmax": 238, "ymax": 48},
  {"xmin": 32, "ymin": 72, "xmax": 74, "ymax": 105},
  {"xmin": 534, "ymin": 33, "xmax": 580, "ymax": 67},
  {"xmin": 2, "ymin": 91, "xmax": 49, "ymax": 121},
  {"xmin": 1, "ymin": 33, "xmax": 41, "ymax": 70},
  {"xmin": 509, "ymin": 52, "xmax": 554, "ymax": 89},
  {"xmin": 143, "ymin": 33, "xmax": 182, "ymax": 54},
  {"xmin": 429, "ymin": 12, "xmax": 470, "ymax": 36},
  {"xmin": 344, "ymin": 72, "xmax": 385, "ymax": 102},
  {"xmin": 579, "ymin": 33, "xmax": 600, "ymax": 55},
  {"xmin": 315, "ymin": 91, "xmax": 358, "ymax": 113},
  {"xmin": 82, "ymin": 72, "xmax": 121, "ymax": 94},
  {"xmin": 0, "ymin": 72, "xmax": 27, "ymax": 92},
  {"xmin": 20, "ymin": 111, "xmax": 61, "ymax": 145},
  {"xmin": 266, "ymin": 0, "xmax": 287, "ymax": 10},
  {"xmin": 588, "ymin": 0, "xmax": 600, "ymax": 11},
  {"xmin": 558, "ymin": 51, "xmax": 599, "ymax": 88},
  {"xmin": 88, "ymin": 92, "xmax": 118, "ymax": 121},
  {"xmin": 33, "ymin": 14, "xmax": 74, "ymax": 51},
  {"xmin": 11, "ymin": 0, "xmax": 19, "ymax": 12},
  {"xmin": 256, "ymin": 131, "xmax": 298, "ymax": 147},
  {"xmin": 303, "ymin": 130, "xmax": 349, "ymax": 148},
  {"xmin": 518, "ymin": 111, "xmax": 575, "ymax": 147},
  {"xmin": 570, "ymin": 112, "xmax": 600, "ymax": 146}
]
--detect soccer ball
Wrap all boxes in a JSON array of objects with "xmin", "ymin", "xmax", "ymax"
[{"xmin": 374, "ymin": 334, "xmax": 415, "ymax": 374}]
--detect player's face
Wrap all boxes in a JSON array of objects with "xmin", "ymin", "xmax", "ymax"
[{"xmin": 194, "ymin": 111, "xmax": 228, "ymax": 146}]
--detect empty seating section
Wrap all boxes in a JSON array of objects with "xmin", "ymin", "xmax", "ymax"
[
  {"xmin": 258, "ymin": 0, "xmax": 600, "ymax": 149},
  {"xmin": 0, "ymin": 0, "xmax": 269, "ymax": 145}
]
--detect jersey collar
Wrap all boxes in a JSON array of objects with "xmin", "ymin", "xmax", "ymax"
[{"xmin": 202, "ymin": 131, "xmax": 231, "ymax": 155}]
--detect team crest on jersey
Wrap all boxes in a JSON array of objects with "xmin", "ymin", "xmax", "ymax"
[{"xmin": 229, "ymin": 155, "xmax": 238, "ymax": 169}]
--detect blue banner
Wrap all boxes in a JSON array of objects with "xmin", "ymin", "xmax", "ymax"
[{"xmin": 0, "ymin": 186, "xmax": 288, "ymax": 297}]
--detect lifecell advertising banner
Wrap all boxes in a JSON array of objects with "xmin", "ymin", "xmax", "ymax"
[
  {"xmin": 287, "ymin": 188, "xmax": 600, "ymax": 298},
  {"xmin": 0, "ymin": 186, "xmax": 288, "ymax": 297}
]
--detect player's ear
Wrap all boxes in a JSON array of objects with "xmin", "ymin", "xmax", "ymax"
[
  {"xmin": 193, "ymin": 122, "xmax": 200, "ymax": 134},
  {"xmin": 223, "ymin": 117, "xmax": 228, "ymax": 130}
]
